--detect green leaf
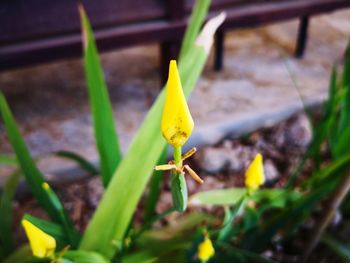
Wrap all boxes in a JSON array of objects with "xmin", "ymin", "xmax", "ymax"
[
  {"xmin": 54, "ymin": 150, "xmax": 98, "ymax": 175},
  {"xmin": 214, "ymin": 244, "xmax": 277, "ymax": 263},
  {"xmin": 190, "ymin": 188, "xmax": 246, "ymax": 206},
  {"xmin": 0, "ymin": 93, "xmax": 77, "ymax": 246},
  {"xmin": 337, "ymin": 43, "xmax": 350, "ymax": 150},
  {"xmin": 143, "ymin": 212, "xmax": 215, "ymax": 239},
  {"xmin": 3, "ymin": 245, "xmax": 33, "ymax": 263},
  {"xmin": 303, "ymin": 153, "xmax": 350, "ymax": 188},
  {"xmin": 79, "ymin": 5, "xmax": 122, "ymax": 187},
  {"xmin": 143, "ymin": 148, "xmax": 167, "ymax": 222},
  {"xmin": 0, "ymin": 171, "xmax": 20, "ymax": 257},
  {"xmin": 342, "ymin": 42, "xmax": 350, "ymax": 88},
  {"xmin": 333, "ymin": 124, "xmax": 350, "ymax": 159},
  {"xmin": 63, "ymin": 250, "xmax": 109, "ymax": 263},
  {"xmin": 178, "ymin": 0, "xmax": 210, "ymax": 60},
  {"xmin": 122, "ymin": 251, "xmax": 157, "ymax": 263},
  {"xmin": 190, "ymin": 188, "xmax": 299, "ymax": 207},
  {"xmin": 218, "ymin": 196, "xmax": 246, "ymax": 242},
  {"xmin": 0, "ymin": 155, "xmax": 17, "ymax": 166},
  {"xmin": 241, "ymin": 181, "xmax": 336, "ymax": 252},
  {"xmin": 79, "ymin": 9, "xmax": 224, "ymax": 259},
  {"xmin": 322, "ymin": 234, "xmax": 350, "ymax": 262},
  {"xmin": 123, "ymin": 237, "xmax": 190, "ymax": 263}
]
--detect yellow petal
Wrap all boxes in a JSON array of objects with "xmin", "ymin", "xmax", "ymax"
[
  {"xmin": 245, "ymin": 153, "xmax": 265, "ymax": 191},
  {"xmin": 21, "ymin": 219, "xmax": 56, "ymax": 258},
  {"xmin": 161, "ymin": 60, "xmax": 194, "ymax": 147},
  {"xmin": 198, "ymin": 236, "xmax": 215, "ymax": 262}
]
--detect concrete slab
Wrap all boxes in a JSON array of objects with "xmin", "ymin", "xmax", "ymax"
[{"xmin": 0, "ymin": 10, "xmax": 349, "ymax": 184}]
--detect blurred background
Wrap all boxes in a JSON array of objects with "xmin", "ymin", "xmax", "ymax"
[{"xmin": 0, "ymin": 0, "xmax": 349, "ymax": 184}]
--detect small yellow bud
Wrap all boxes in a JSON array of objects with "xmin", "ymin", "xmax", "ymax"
[
  {"xmin": 245, "ymin": 153, "xmax": 265, "ymax": 191},
  {"xmin": 161, "ymin": 60, "xmax": 194, "ymax": 147},
  {"xmin": 42, "ymin": 182, "xmax": 50, "ymax": 190},
  {"xmin": 21, "ymin": 219, "xmax": 56, "ymax": 258},
  {"xmin": 198, "ymin": 235, "xmax": 215, "ymax": 262}
]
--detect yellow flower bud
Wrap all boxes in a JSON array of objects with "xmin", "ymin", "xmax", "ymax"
[
  {"xmin": 161, "ymin": 60, "xmax": 194, "ymax": 147},
  {"xmin": 198, "ymin": 235, "xmax": 215, "ymax": 262},
  {"xmin": 21, "ymin": 219, "xmax": 56, "ymax": 258},
  {"xmin": 245, "ymin": 153, "xmax": 265, "ymax": 191},
  {"xmin": 42, "ymin": 182, "xmax": 50, "ymax": 190}
]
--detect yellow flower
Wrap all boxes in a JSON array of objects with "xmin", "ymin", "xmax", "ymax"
[
  {"xmin": 21, "ymin": 219, "xmax": 56, "ymax": 258},
  {"xmin": 245, "ymin": 153, "xmax": 265, "ymax": 191},
  {"xmin": 161, "ymin": 60, "xmax": 194, "ymax": 147},
  {"xmin": 198, "ymin": 235, "xmax": 215, "ymax": 262}
]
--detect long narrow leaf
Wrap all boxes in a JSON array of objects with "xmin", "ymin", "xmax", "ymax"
[
  {"xmin": 218, "ymin": 196, "xmax": 246, "ymax": 242},
  {"xmin": 54, "ymin": 150, "xmax": 98, "ymax": 175},
  {"xmin": 143, "ymin": 147, "xmax": 167, "ymax": 222},
  {"xmin": 79, "ymin": 5, "xmax": 122, "ymax": 187},
  {"xmin": 79, "ymin": 11, "xmax": 225, "ymax": 258},
  {"xmin": 178, "ymin": 0, "xmax": 210, "ymax": 60},
  {"xmin": 0, "ymin": 171, "xmax": 20, "ymax": 258},
  {"xmin": 63, "ymin": 250, "xmax": 109, "ymax": 263},
  {"xmin": 322, "ymin": 234, "xmax": 350, "ymax": 262},
  {"xmin": 3, "ymin": 245, "xmax": 32, "ymax": 263},
  {"xmin": 0, "ymin": 93, "xmax": 77, "ymax": 245},
  {"xmin": 241, "ymin": 181, "xmax": 337, "ymax": 252},
  {"xmin": 0, "ymin": 155, "xmax": 17, "ymax": 166},
  {"xmin": 338, "ymin": 43, "xmax": 350, "ymax": 140}
]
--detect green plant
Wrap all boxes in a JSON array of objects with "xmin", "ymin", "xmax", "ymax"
[
  {"xmin": 0, "ymin": 0, "xmax": 227, "ymax": 262},
  {"xmin": 1, "ymin": 1, "xmax": 350, "ymax": 261}
]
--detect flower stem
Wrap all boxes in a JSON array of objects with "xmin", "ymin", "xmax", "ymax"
[
  {"xmin": 174, "ymin": 147, "xmax": 182, "ymax": 167},
  {"xmin": 171, "ymin": 146, "xmax": 187, "ymax": 212}
]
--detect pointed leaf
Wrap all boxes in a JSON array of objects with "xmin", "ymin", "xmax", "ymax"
[{"xmin": 79, "ymin": 5, "xmax": 122, "ymax": 186}]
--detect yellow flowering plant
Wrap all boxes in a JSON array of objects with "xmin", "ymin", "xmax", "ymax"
[
  {"xmin": 0, "ymin": 1, "xmax": 226, "ymax": 262},
  {"xmin": 1, "ymin": 0, "xmax": 350, "ymax": 261},
  {"xmin": 155, "ymin": 60, "xmax": 204, "ymax": 212}
]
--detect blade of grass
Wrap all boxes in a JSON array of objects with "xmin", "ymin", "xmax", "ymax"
[
  {"xmin": 0, "ymin": 155, "xmax": 17, "ymax": 166},
  {"xmin": 241, "ymin": 180, "xmax": 337, "ymax": 253},
  {"xmin": 303, "ymin": 153, "xmax": 350, "ymax": 188},
  {"xmin": 63, "ymin": 251, "xmax": 109, "ymax": 263},
  {"xmin": 178, "ymin": 0, "xmax": 210, "ymax": 60},
  {"xmin": 337, "ymin": 43, "xmax": 350, "ymax": 140},
  {"xmin": 215, "ymin": 244, "xmax": 278, "ymax": 263},
  {"xmin": 322, "ymin": 234, "xmax": 350, "ymax": 263},
  {"xmin": 79, "ymin": 11, "xmax": 225, "ymax": 258},
  {"xmin": 54, "ymin": 150, "xmax": 98, "ymax": 175},
  {"xmin": 79, "ymin": 5, "xmax": 122, "ymax": 187},
  {"xmin": 190, "ymin": 188, "xmax": 298, "ymax": 207},
  {"xmin": 0, "ymin": 93, "xmax": 77, "ymax": 246},
  {"xmin": 218, "ymin": 196, "xmax": 246, "ymax": 242},
  {"xmin": 0, "ymin": 171, "xmax": 20, "ymax": 258},
  {"xmin": 286, "ymin": 66, "xmax": 340, "ymax": 188},
  {"xmin": 190, "ymin": 188, "xmax": 246, "ymax": 206},
  {"xmin": 3, "ymin": 245, "xmax": 32, "ymax": 263},
  {"xmin": 143, "ymin": 147, "xmax": 167, "ymax": 222}
]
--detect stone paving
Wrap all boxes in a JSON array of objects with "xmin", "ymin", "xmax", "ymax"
[{"xmin": 0, "ymin": 9, "xmax": 349, "ymax": 184}]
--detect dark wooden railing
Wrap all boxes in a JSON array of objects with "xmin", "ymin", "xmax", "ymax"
[{"xmin": 0, "ymin": 0, "xmax": 349, "ymax": 81}]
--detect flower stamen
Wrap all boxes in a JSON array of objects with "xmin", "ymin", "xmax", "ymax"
[{"xmin": 154, "ymin": 147, "xmax": 203, "ymax": 184}]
